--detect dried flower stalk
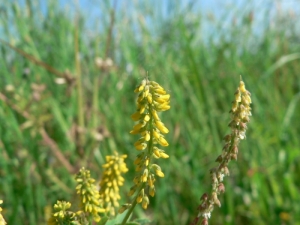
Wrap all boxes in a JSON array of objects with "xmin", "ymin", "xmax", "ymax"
[{"xmin": 191, "ymin": 78, "xmax": 252, "ymax": 225}]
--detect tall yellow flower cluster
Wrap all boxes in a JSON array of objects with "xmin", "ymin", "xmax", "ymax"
[
  {"xmin": 191, "ymin": 78, "xmax": 252, "ymax": 225},
  {"xmin": 129, "ymin": 78, "xmax": 170, "ymax": 209},
  {"xmin": 99, "ymin": 152, "xmax": 128, "ymax": 216},
  {"xmin": 0, "ymin": 200, "xmax": 6, "ymax": 225},
  {"xmin": 76, "ymin": 167, "xmax": 106, "ymax": 222}
]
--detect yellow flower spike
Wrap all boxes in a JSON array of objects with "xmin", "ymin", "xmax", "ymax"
[
  {"xmin": 75, "ymin": 168, "xmax": 105, "ymax": 222},
  {"xmin": 49, "ymin": 201, "xmax": 76, "ymax": 225},
  {"xmin": 99, "ymin": 152, "xmax": 128, "ymax": 216},
  {"xmin": 125, "ymin": 77, "xmax": 170, "ymax": 218}
]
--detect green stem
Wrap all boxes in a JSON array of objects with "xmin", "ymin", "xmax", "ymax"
[
  {"xmin": 74, "ymin": 18, "xmax": 85, "ymax": 153},
  {"xmin": 121, "ymin": 183, "xmax": 145, "ymax": 225}
]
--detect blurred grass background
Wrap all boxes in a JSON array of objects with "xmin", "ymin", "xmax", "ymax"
[{"xmin": 0, "ymin": 0, "xmax": 300, "ymax": 224}]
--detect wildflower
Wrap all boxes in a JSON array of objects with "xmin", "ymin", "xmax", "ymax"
[
  {"xmin": 192, "ymin": 78, "xmax": 252, "ymax": 225},
  {"xmin": 76, "ymin": 167, "xmax": 105, "ymax": 222},
  {"xmin": 128, "ymin": 78, "xmax": 170, "ymax": 209},
  {"xmin": 121, "ymin": 77, "xmax": 171, "ymax": 222},
  {"xmin": 99, "ymin": 152, "xmax": 128, "ymax": 216},
  {"xmin": 47, "ymin": 201, "xmax": 76, "ymax": 225}
]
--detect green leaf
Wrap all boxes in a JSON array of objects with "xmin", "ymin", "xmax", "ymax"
[
  {"xmin": 105, "ymin": 211, "xmax": 128, "ymax": 225},
  {"xmin": 133, "ymin": 218, "xmax": 152, "ymax": 225},
  {"xmin": 115, "ymin": 223, "xmax": 139, "ymax": 225},
  {"xmin": 98, "ymin": 216, "xmax": 109, "ymax": 225}
]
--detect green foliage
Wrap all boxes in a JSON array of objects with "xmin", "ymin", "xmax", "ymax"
[{"xmin": 1, "ymin": 1, "xmax": 300, "ymax": 225}]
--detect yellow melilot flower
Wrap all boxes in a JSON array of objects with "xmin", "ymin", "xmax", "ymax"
[
  {"xmin": 129, "ymin": 77, "xmax": 170, "ymax": 209},
  {"xmin": 48, "ymin": 201, "xmax": 76, "ymax": 225},
  {"xmin": 76, "ymin": 167, "xmax": 105, "ymax": 222},
  {"xmin": 99, "ymin": 152, "xmax": 128, "ymax": 216}
]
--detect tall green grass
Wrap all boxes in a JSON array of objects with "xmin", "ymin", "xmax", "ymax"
[{"xmin": 0, "ymin": 1, "xmax": 300, "ymax": 224}]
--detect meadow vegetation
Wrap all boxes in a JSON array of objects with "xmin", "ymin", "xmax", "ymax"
[{"xmin": 0, "ymin": 1, "xmax": 300, "ymax": 225}]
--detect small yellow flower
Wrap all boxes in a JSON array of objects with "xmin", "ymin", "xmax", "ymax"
[
  {"xmin": 137, "ymin": 189, "xmax": 144, "ymax": 203},
  {"xmin": 131, "ymin": 111, "xmax": 141, "ymax": 121},
  {"xmin": 158, "ymin": 137, "xmax": 169, "ymax": 146},
  {"xmin": 155, "ymin": 120, "xmax": 169, "ymax": 134},
  {"xmin": 142, "ymin": 196, "xmax": 149, "ymax": 209},
  {"xmin": 149, "ymin": 185, "xmax": 156, "ymax": 197}
]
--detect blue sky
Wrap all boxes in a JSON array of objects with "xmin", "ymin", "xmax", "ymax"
[
  {"xmin": 4, "ymin": 0, "xmax": 300, "ymax": 42},
  {"xmin": 55, "ymin": 0, "xmax": 300, "ymax": 36}
]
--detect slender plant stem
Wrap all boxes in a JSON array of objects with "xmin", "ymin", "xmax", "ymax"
[
  {"xmin": 75, "ymin": 16, "xmax": 85, "ymax": 154},
  {"xmin": 121, "ymin": 183, "xmax": 145, "ymax": 225}
]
